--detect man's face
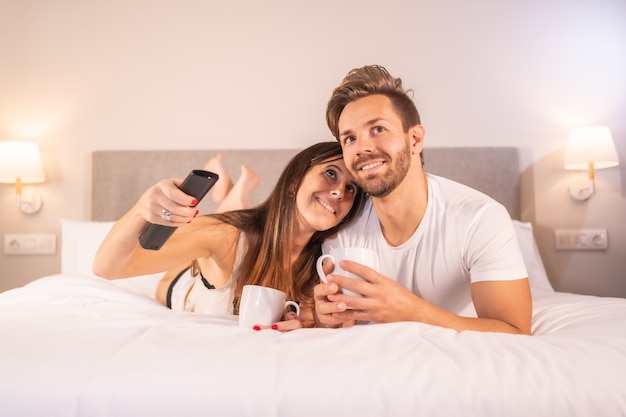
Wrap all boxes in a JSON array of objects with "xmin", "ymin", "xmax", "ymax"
[{"xmin": 337, "ymin": 94, "xmax": 419, "ymax": 197}]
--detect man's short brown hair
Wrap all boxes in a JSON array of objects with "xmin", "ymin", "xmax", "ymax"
[{"xmin": 326, "ymin": 65, "xmax": 421, "ymax": 141}]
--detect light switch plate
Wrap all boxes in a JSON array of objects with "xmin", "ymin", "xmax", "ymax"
[
  {"xmin": 555, "ymin": 229, "xmax": 608, "ymax": 250},
  {"xmin": 4, "ymin": 234, "xmax": 57, "ymax": 255}
]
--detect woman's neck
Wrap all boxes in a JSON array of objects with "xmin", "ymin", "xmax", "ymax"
[{"xmin": 290, "ymin": 222, "xmax": 314, "ymax": 264}]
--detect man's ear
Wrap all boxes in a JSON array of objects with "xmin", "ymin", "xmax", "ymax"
[{"xmin": 409, "ymin": 125, "xmax": 425, "ymax": 154}]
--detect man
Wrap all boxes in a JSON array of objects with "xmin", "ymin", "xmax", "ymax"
[{"xmin": 314, "ymin": 65, "xmax": 531, "ymax": 334}]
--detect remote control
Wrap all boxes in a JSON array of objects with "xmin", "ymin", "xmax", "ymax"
[{"xmin": 138, "ymin": 169, "xmax": 219, "ymax": 250}]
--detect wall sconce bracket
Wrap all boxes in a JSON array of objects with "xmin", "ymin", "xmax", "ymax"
[
  {"xmin": 19, "ymin": 190, "xmax": 43, "ymax": 214},
  {"xmin": 568, "ymin": 179, "xmax": 593, "ymax": 201}
]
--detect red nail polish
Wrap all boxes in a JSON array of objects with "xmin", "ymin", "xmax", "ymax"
[
  {"xmin": 191, "ymin": 199, "xmax": 198, "ymax": 206},
  {"xmin": 194, "ymin": 209, "xmax": 199, "ymax": 217},
  {"xmin": 253, "ymin": 325, "xmax": 261, "ymax": 331},
  {"xmin": 271, "ymin": 324, "xmax": 278, "ymax": 330}
]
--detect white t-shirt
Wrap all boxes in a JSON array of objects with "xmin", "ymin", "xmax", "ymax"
[{"xmin": 322, "ymin": 174, "xmax": 528, "ymax": 317}]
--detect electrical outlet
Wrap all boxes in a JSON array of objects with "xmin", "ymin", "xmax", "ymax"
[
  {"xmin": 4, "ymin": 234, "xmax": 57, "ymax": 255},
  {"xmin": 555, "ymin": 229, "xmax": 608, "ymax": 251}
]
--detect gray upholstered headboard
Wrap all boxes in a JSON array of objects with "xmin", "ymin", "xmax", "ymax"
[{"xmin": 92, "ymin": 147, "xmax": 519, "ymax": 221}]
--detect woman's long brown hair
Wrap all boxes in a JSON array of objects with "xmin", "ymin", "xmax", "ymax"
[{"xmin": 207, "ymin": 141, "xmax": 365, "ymax": 312}]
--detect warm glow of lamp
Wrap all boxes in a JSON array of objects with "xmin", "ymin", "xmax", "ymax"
[
  {"xmin": 564, "ymin": 126, "xmax": 619, "ymax": 201},
  {"xmin": 0, "ymin": 141, "xmax": 46, "ymax": 213}
]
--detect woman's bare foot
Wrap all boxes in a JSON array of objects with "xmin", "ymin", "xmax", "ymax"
[
  {"xmin": 204, "ymin": 153, "xmax": 234, "ymax": 203},
  {"xmin": 217, "ymin": 165, "xmax": 260, "ymax": 212}
]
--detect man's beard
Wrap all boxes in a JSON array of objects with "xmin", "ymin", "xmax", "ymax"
[{"xmin": 352, "ymin": 141, "xmax": 411, "ymax": 198}]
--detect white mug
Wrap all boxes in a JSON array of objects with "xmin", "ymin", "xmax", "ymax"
[
  {"xmin": 316, "ymin": 247, "xmax": 378, "ymax": 297},
  {"xmin": 238, "ymin": 285, "xmax": 300, "ymax": 328}
]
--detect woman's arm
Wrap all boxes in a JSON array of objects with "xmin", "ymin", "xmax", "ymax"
[{"xmin": 92, "ymin": 178, "xmax": 235, "ymax": 279}]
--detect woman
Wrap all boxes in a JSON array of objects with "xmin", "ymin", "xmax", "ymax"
[{"xmin": 93, "ymin": 142, "xmax": 365, "ymax": 330}]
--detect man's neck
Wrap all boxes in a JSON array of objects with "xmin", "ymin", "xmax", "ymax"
[{"xmin": 371, "ymin": 170, "xmax": 428, "ymax": 247}]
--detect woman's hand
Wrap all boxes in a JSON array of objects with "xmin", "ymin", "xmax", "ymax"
[
  {"xmin": 137, "ymin": 178, "xmax": 199, "ymax": 226},
  {"xmin": 252, "ymin": 307, "xmax": 315, "ymax": 332}
]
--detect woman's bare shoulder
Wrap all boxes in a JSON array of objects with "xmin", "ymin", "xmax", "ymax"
[
  {"xmin": 178, "ymin": 215, "xmax": 240, "ymax": 247},
  {"xmin": 183, "ymin": 216, "xmax": 241, "ymax": 273}
]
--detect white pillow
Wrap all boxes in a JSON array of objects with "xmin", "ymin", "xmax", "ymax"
[
  {"xmin": 512, "ymin": 220, "xmax": 554, "ymax": 293},
  {"xmin": 60, "ymin": 218, "xmax": 116, "ymax": 276},
  {"xmin": 60, "ymin": 219, "xmax": 163, "ymax": 298}
]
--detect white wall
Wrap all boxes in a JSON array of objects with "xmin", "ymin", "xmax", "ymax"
[{"xmin": 1, "ymin": 0, "xmax": 624, "ymax": 295}]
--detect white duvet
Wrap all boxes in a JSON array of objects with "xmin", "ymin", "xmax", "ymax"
[{"xmin": 0, "ymin": 274, "xmax": 625, "ymax": 417}]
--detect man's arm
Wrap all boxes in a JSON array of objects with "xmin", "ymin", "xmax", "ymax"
[{"xmin": 314, "ymin": 260, "xmax": 532, "ymax": 335}]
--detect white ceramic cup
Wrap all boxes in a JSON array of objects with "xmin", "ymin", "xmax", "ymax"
[
  {"xmin": 238, "ymin": 285, "xmax": 300, "ymax": 328},
  {"xmin": 316, "ymin": 247, "xmax": 378, "ymax": 297}
]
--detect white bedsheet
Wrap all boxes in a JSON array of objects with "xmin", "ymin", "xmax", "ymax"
[{"xmin": 0, "ymin": 274, "xmax": 625, "ymax": 417}]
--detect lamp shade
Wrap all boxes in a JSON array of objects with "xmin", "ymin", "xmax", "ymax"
[
  {"xmin": 564, "ymin": 126, "xmax": 620, "ymax": 170},
  {"xmin": 0, "ymin": 141, "xmax": 46, "ymax": 183}
]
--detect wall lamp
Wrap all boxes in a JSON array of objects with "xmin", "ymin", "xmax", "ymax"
[
  {"xmin": 564, "ymin": 126, "xmax": 619, "ymax": 201},
  {"xmin": 0, "ymin": 141, "xmax": 46, "ymax": 214}
]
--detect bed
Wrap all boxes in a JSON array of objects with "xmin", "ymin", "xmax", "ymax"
[{"xmin": 1, "ymin": 147, "xmax": 625, "ymax": 417}]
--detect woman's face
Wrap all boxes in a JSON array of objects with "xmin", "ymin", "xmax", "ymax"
[{"xmin": 295, "ymin": 157, "xmax": 358, "ymax": 234}]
